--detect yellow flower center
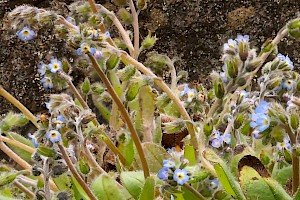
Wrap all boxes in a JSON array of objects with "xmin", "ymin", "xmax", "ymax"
[
  {"xmin": 53, "ymin": 64, "xmax": 59, "ymax": 69},
  {"xmin": 177, "ymin": 173, "xmax": 184, "ymax": 180},
  {"xmin": 23, "ymin": 30, "xmax": 29, "ymax": 35},
  {"xmin": 50, "ymin": 132, "xmax": 57, "ymax": 138},
  {"xmin": 83, "ymin": 46, "xmax": 90, "ymax": 52}
]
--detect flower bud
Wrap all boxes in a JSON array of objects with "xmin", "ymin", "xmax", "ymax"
[
  {"xmin": 245, "ymin": 58, "xmax": 262, "ymax": 72},
  {"xmin": 91, "ymin": 83, "xmax": 104, "ymax": 95},
  {"xmin": 126, "ymin": 82, "xmax": 140, "ymax": 101},
  {"xmin": 57, "ymin": 191, "xmax": 72, "ymax": 200},
  {"xmin": 79, "ymin": 159, "xmax": 90, "ymax": 175},
  {"xmin": 81, "ymin": 78, "xmax": 90, "ymax": 95},
  {"xmin": 234, "ymin": 113, "xmax": 244, "ymax": 129},
  {"xmin": 118, "ymin": 8, "xmax": 133, "ymax": 25},
  {"xmin": 289, "ymin": 114, "xmax": 299, "ymax": 129},
  {"xmin": 32, "ymin": 166, "xmax": 42, "ymax": 176},
  {"xmin": 137, "ymin": 0, "xmax": 147, "ymax": 10},
  {"xmin": 226, "ymin": 58, "xmax": 239, "ymax": 79},
  {"xmin": 236, "ymin": 77, "xmax": 246, "ymax": 87},
  {"xmin": 107, "ymin": 54, "xmax": 120, "ymax": 70},
  {"xmin": 163, "ymin": 120, "xmax": 186, "ymax": 134},
  {"xmin": 260, "ymin": 150, "xmax": 270, "ymax": 165},
  {"xmin": 118, "ymin": 65, "xmax": 136, "ymax": 82},
  {"xmin": 141, "ymin": 32, "xmax": 157, "ymax": 51},
  {"xmin": 284, "ymin": 149, "xmax": 292, "ymax": 164},
  {"xmin": 52, "ymin": 164, "xmax": 68, "ymax": 177},
  {"xmin": 214, "ymin": 79, "xmax": 225, "ymax": 99},
  {"xmin": 203, "ymin": 120, "xmax": 213, "ymax": 137}
]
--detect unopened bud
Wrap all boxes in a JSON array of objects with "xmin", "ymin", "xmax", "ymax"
[
  {"xmin": 290, "ymin": 114, "xmax": 299, "ymax": 129},
  {"xmin": 141, "ymin": 32, "xmax": 157, "ymax": 50},
  {"xmin": 52, "ymin": 164, "xmax": 68, "ymax": 177},
  {"xmin": 214, "ymin": 79, "xmax": 225, "ymax": 99},
  {"xmin": 118, "ymin": 8, "xmax": 133, "ymax": 25},
  {"xmin": 203, "ymin": 120, "xmax": 213, "ymax": 137},
  {"xmin": 260, "ymin": 150, "xmax": 270, "ymax": 165}
]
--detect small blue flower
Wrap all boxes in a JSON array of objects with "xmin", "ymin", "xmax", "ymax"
[
  {"xmin": 105, "ymin": 31, "xmax": 110, "ymax": 39},
  {"xmin": 235, "ymin": 35, "xmax": 250, "ymax": 42},
  {"xmin": 251, "ymin": 113, "xmax": 270, "ymax": 132},
  {"xmin": 66, "ymin": 16, "xmax": 76, "ymax": 25},
  {"xmin": 28, "ymin": 133, "xmax": 39, "ymax": 148},
  {"xmin": 48, "ymin": 57, "xmax": 62, "ymax": 73},
  {"xmin": 173, "ymin": 169, "xmax": 189, "ymax": 185},
  {"xmin": 221, "ymin": 133, "xmax": 231, "ymax": 144},
  {"xmin": 282, "ymin": 80, "xmax": 296, "ymax": 91},
  {"xmin": 16, "ymin": 27, "xmax": 35, "ymax": 41},
  {"xmin": 68, "ymin": 144, "xmax": 77, "ymax": 160},
  {"xmin": 46, "ymin": 130, "xmax": 61, "ymax": 143},
  {"xmin": 277, "ymin": 53, "xmax": 294, "ymax": 70},
  {"xmin": 53, "ymin": 115, "xmax": 65, "ymax": 129},
  {"xmin": 252, "ymin": 130, "xmax": 263, "ymax": 139},
  {"xmin": 239, "ymin": 90, "xmax": 249, "ymax": 98},
  {"xmin": 94, "ymin": 51, "xmax": 103, "ymax": 59},
  {"xmin": 208, "ymin": 179, "xmax": 219, "ymax": 190},
  {"xmin": 88, "ymin": 29, "xmax": 99, "ymax": 38},
  {"xmin": 255, "ymin": 101, "xmax": 269, "ymax": 114},
  {"xmin": 180, "ymin": 84, "xmax": 195, "ymax": 102},
  {"xmin": 77, "ymin": 43, "xmax": 96, "ymax": 55},
  {"xmin": 211, "ymin": 138, "xmax": 222, "ymax": 148},
  {"xmin": 37, "ymin": 62, "xmax": 47, "ymax": 76},
  {"xmin": 163, "ymin": 159, "xmax": 175, "ymax": 168},
  {"xmin": 158, "ymin": 167, "xmax": 169, "ymax": 181},
  {"xmin": 41, "ymin": 77, "xmax": 54, "ymax": 89},
  {"xmin": 276, "ymin": 137, "xmax": 291, "ymax": 152}
]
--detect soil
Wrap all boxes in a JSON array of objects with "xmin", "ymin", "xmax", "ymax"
[{"xmin": 0, "ymin": 0, "xmax": 300, "ymax": 115}]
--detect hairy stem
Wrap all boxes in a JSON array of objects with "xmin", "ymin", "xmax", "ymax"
[
  {"xmin": 88, "ymin": 54, "xmax": 150, "ymax": 178},
  {"xmin": 58, "ymin": 143, "xmax": 97, "ymax": 200},
  {"xmin": 14, "ymin": 181, "xmax": 35, "ymax": 199},
  {"xmin": 59, "ymin": 71, "xmax": 127, "ymax": 166},
  {"xmin": 1, "ymin": 135, "xmax": 34, "ymax": 154},
  {"xmin": 0, "ymin": 86, "xmax": 39, "ymax": 128},
  {"xmin": 43, "ymin": 158, "xmax": 51, "ymax": 200},
  {"xmin": 183, "ymin": 183, "xmax": 206, "ymax": 200},
  {"xmin": 128, "ymin": 0, "xmax": 140, "ymax": 59}
]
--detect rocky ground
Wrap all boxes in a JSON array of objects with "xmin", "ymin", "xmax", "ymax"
[{"xmin": 0, "ymin": 0, "xmax": 299, "ymax": 116}]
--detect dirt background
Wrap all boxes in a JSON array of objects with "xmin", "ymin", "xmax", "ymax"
[{"xmin": 0, "ymin": 0, "xmax": 300, "ymax": 115}]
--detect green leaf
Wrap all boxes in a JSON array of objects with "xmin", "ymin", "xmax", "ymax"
[
  {"xmin": 138, "ymin": 176, "xmax": 155, "ymax": 200},
  {"xmin": 230, "ymin": 146, "xmax": 254, "ymax": 177},
  {"xmin": 70, "ymin": 175, "xmax": 89, "ymax": 200},
  {"xmin": 294, "ymin": 186, "xmax": 300, "ymax": 200},
  {"xmin": 0, "ymin": 194, "xmax": 21, "ymax": 200},
  {"xmin": 37, "ymin": 144, "xmax": 58, "ymax": 158},
  {"xmin": 184, "ymin": 145, "xmax": 197, "ymax": 165},
  {"xmin": 153, "ymin": 116, "xmax": 163, "ymax": 144},
  {"xmin": 91, "ymin": 174, "xmax": 132, "ymax": 200},
  {"xmin": 120, "ymin": 171, "xmax": 145, "ymax": 199},
  {"xmin": 53, "ymin": 174, "xmax": 72, "ymax": 191},
  {"xmin": 118, "ymin": 138, "xmax": 135, "ymax": 166},
  {"xmin": 239, "ymin": 166, "xmax": 275, "ymax": 200},
  {"xmin": 271, "ymin": 163, "xmax": 292, "ymax": 186},
  {"xmin": 6, "ymin": 132, "xmax": 32, "ymax": 162},
  {"xmin": 214, "ymin": 163, "xmax": 237, "ymax": 197},
  {"xmin": 263, "ymin": 178, "xmax": 292, "ymax": 200},
  {"xmin": 134, "ymin": 143, "xmax": 169, "ymax": 173},
  {"xmin": 139, "ymin": 86, "xmax": 155, "ymax": 142}
]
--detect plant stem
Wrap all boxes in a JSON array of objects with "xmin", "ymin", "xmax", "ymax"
[
  {"xmin": 128, "ymin": 0, "xmax": 140, "ymax": 59},
  {"xmin": 88, "ymin": 54, "xmax": 150, "ymax": 178},
  {"xmin": 0, "ymin": 86, "xmax": 39, "ymax": 128},
  {"xmin": 285, "ymin": 125, "xmax": 299, "ymax": 194},
  {"xmin": 58, "ymin": 143, "xmax": 97, "ymax": 200},
  {"xmin": 14, "ymin": 181, "xmax": 35, "ymax": 199},
  {"xmin": 183, "ymin": 183, "xmax": 206, "ymax": 200},
  {"xmin": 0, "ymin": 135, "xmax": 34, "ymax": 154},
  {"xmin": 43, "ymin": 158, "xmax": 51, "ymax": 200}
]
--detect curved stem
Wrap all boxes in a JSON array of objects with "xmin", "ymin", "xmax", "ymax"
[
  {"xmin": 183, "ymin": 183, "xmax": 206, "ymax": 200},
  {"xmin": 88, "ymin": 54, "xmax": 150, "ymax": 178},
  {"xmin": 1, "ymin": 135, "xmax": 34, "ymax": 154},
  {"xmin": 0, "ymin": 86, "xmax": 39, "ymax": 128},
  {"xmin": 58, "ymin": 144, "xmax": 97, "ymax": 200},
  {"xmin": 128, "ymin": 0, "xmax": 140, "ymax": 59},
  {"xmin": 14, "ymin": 181, "xmax": 35, "ymax": 199},
  {"xmin": 59, "ymin": 71, "xmax": 127, "ymax": 166}
]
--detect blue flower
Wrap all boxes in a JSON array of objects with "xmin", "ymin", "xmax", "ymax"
[
  {"xmin": 53, "ymin": 115, "xmax": 65, "ymax": 129},
  {"xmin": 77, "ymin": 43, "xmax": 96, "ymax": 55},
  {"xmin": 37, "ymin": 62, "xmax": 47, "ymax": 76},
  {"xmin": 48, "ymin": 57, "xmax": 62, "ymax": 73},
  {"xmin": 221, "ymin": 133, "xmax": 231, "ymax": 144},
  {"xmin": 66, "ymin": 16, "xmax": 76, "ymax": 25},
  {"xmin": 276, "ymin": 137, "xmax": 291, "ymax": 152},
  {"xmin": 223, "ymin": 39, "xmax": 237, "ymax": 53},
  {"xmin": 41, "ymin": 77, "xmax": 54, "ymax": 89},
  {"xmin": 94, "ymin": 51, "xmax": 103, "ymax": 59},
  {"xmin": 211, "ymin": 138, "xmax": 222, "ymax": 148},
  {"xmin": 180, "ymin": 84, "xmax": 195, "ymax": 102},
  {"xmin": 250, "ymin": 113, "xmax": 270, "ymax": 132},
  {"xmin": 235, "ymin": 35, "xmax": 250, "ymax": 42},
  {"xmin": 16, "ymin": 27, "xmax": 35, "ymax": 41},
  {"xmin": 252, "ymin": 130, "xmax": 263, "ymax": 139},
  {"xmin": 173, "ymin": 169, "xmax": 189, "ymax": 185},
  {"xmin": 105, "ymin": 31, "xmax": 111, "ymax": 39},
  {"xmin": 88, "ymin": 29, "xmax": 99, "ymax": 38},
  {"xmin": 46, "ymin": 130, "xmax": 61, "ymax": 143},
  {"xmin": 163, "ymin": 159, "xmax": 175, "ymax": 168},
  {"xmin": 68, "ymin": 144, "xmax": 77, "ymax": 160},
  {"xmin": 171, "ymin": 195, "xmax": 174, "ymax": 200},
  {"xmin": 277, "ymin": 53, "xmax": 294, "ymax": 70},
  {"xmin": 282, "ymin": 80, "xmax": 296, "ymax": 91},
  {"xmin": 239, "ymin": 90, "xmax": 249, "ymax": 98},
  {"xmin": 158, "ymin": 167, "xmax": 169, "ymax": 181},
  {"xmin": 255, "ymin": 101, "xmax": 269, "ymax": 114},
  {"xmin": 28, "ymin": 133, "xmax": 39, "ymax": 148},
  {"xmin": 208, "ymin": 179, "xmax": 219, "ymax": 190}
]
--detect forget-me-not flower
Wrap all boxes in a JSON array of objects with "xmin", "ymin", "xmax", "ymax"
[
  {"xmin": 208, "ymin": 179, "xmax": 219, "ymax": 190},
  {"xmin": 276, "ymin": 137, "xmax": 292, "ymax": 152},
  {"xmin": 235, "ymin": 35, "xmax": 250, "ymax": 43},
  {"xmin": 282, "ymin": 80, "xmax": 296, "ymax": 91},
  {"xmin": 173, "ymin": 169, "xmax": 189, "ymax": 185},
  {"xmin": 223, "ymin": 39, "xmax": 237, "ymax": 53},
  {"xmin": 66, "ymin": 16, "xmax": 76, "ymax": 25},
  {"xmin": 28, "ymin": 133, "xmax": 39, "ymax": 148},
  {"xmin": 16, "ymin": 27, "xmax": 35, "ymax": 41},
  {"xmin": 158, "ymin": 167, "xmax": 169, "ymax": 181},
  {"xmin": 46, "ymin": 130, "xmax": 61, "ymax": 143},
  {"xmin": 37, "ymin": 62, "xmax": 47, "ymax": 76},
  {"xmin": 180, "ymin": 84, "xmax": 195, "ymax": 102},
  {"xmin": 277, "ymin": 53, "xmax": 294, "ymax": 70},
  {"xmin": 53, "ymin": 115, "xmax": 65, "ymax": 129},
  {"xmin": 250, "ymin": 101, "xmax": 270, "ymax": 133},
  {"xmin": 163, "ymin": 159, "xmax": 175, "ymax": 168},
  {"xmin": 222, "ymin": 133, "xmax": 231, "ymax": 144},
  {"xmin": 48, "ymin": 57, "xmax": 62, "ymax": 73},
  {"xmin": 41, "ymin": 77, "xmax": 54, "ymax": 89},
  {"xmin": 77, "ymin": 43, "xmax": 96, "ymax": 55}
]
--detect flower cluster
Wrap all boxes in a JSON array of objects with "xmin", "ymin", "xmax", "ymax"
[
  {"xmin": 158, "ymin": 159, "xmax": 189, "ymax": 185},
  {"xmin": 250, "ymin": 101, "xmax": 270, "ymax": 133},
  {"xmin": 37, "ymin": 57, "xmax": 62, "ymax": 89},
  {"xmin": 210, "ymin": 129, "xmax": 231, "ymax": 148}
]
